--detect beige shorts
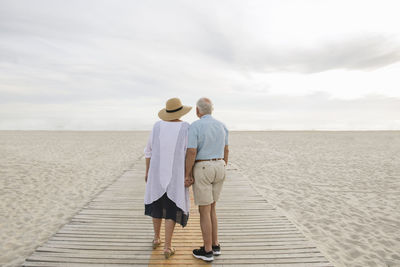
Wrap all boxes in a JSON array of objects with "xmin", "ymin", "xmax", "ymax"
[{"xmin": 192, "ymin": 160, "xmax": 226, "ymax": 206}]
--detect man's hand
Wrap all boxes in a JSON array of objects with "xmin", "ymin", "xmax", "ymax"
[{"xmin": 185, "ymin": 148, "xmax": 197, "ymax": 187}]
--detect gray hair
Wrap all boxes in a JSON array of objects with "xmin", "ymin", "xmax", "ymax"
[{"xmin": 196, "ymin": 97, "xmax": 213, "ymax": 115}]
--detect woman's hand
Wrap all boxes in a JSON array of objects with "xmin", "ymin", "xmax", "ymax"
[
  {"xmin": 184, "ymin": 175, "xmax": 194, "ymax": 187},
  {"xmin": 184, "ymin": 176, "xmax": 190, "ymax": 187},
  {"xmin": 145, "ymin": 174, "xmax": 148, "ymax": 183}
]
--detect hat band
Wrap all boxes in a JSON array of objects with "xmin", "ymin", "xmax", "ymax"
[{"xmin": 166, "ymin": 106, "xmax": 183, "ymax": 113}]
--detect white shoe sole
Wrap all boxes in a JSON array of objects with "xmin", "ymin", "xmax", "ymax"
[
  {"xmin": 193, "ymin": 253, "xmax": 214, "ymax": 261},
  {"xmin": 213, "ymin": 250, "xmax": 221, "ymax": 256}
]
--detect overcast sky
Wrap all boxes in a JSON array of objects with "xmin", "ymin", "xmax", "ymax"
[{"xmin": 1, "ymin": 0, "xmax": 400, "ymax": 130}]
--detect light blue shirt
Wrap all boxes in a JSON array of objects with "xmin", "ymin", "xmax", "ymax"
[{"xmin": 188, "ymin": 114, "xmax": 229, "ymax": 160}]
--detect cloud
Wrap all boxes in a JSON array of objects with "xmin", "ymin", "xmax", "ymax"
[
  {"xmin": 241, "ymin": 35, "xmax": 400, "ymax": 73},
  {"xmin": 0, "ymin": 0, "xmax": 399, "ymax": 130}
]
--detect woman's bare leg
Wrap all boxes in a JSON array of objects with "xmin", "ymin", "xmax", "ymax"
[
  {"xmin": 153, "ymin": 218, "xmax": 162, "ymax": 241},
  {"xmin": 164, "ymin": 219, "xmax": 176, "ymax": 250}
]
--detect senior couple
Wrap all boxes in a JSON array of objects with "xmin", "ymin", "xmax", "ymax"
[{"xmin": 144, "ymin": 97, "xmax": 228, "ymax": 262}]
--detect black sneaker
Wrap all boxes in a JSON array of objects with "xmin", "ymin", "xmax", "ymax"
[
  {"xmin": 212, "ymin": 244, "xmax": 221, "ymax": 256},
  {"xmin": 193, "ymin": 246, "xmax": 214, "ymax": 262}
]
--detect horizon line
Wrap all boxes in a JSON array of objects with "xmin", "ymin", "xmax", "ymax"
[{"xmin": 1, "ymin": 129, "xmax": 399, "ymax": 132}]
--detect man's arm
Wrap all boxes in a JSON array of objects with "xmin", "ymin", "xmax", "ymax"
[
  {"xmin": 223, "ymin": 145, "xmax": 229, "ymax": 166},
  {"xmin": 185, "ymin": 148, "xmax": 197, "ymax": 186},
  {"xmin": 145, "ymin": 157, "xmax": 150, "ymax": 182}
]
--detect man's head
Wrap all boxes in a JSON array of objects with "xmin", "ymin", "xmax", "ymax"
[{"xmin": 196, "ymin": 97, "xmax": 213, "ymax": 118}]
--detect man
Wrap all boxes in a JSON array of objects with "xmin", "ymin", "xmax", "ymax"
[{"xmin": 185, "ymin": 97, "xmax": 229, "ymax": 262}]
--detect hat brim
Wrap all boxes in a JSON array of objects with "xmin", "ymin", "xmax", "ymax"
[{"xmin": 158, "ymin": 105, "xmax": 192, "ymax": 121}]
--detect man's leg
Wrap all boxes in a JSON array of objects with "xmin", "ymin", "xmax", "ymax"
[
  {"xmin": 210, "ymin": 201, "xmax": 219, "ymax": 246},
  {"xmin": 209, "ymin": 160, "xmax": 225, "ymax": 254},
  {"xmin": 192, "ymin": 162, "xmax": 215, "ymax": 261},
  {"xmin": 199, "ymin": 204, "xmax": 212, "ymax": 252}
]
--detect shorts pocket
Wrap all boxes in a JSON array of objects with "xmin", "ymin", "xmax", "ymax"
[{"xmin": 215, "ymin": 164, "xmax": 226, "ymax": 183}]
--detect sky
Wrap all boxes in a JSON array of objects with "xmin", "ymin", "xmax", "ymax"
[{"xmin": 1, "ymin": 0, "xmax": 400, "ymax": 130}]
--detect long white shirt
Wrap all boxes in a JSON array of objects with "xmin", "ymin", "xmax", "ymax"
[{"xmin": 144, "ymin": 120, "xmax": 190, "ymax": 214}]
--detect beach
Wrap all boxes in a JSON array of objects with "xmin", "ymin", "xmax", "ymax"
[
  {"xmin": 1, "ymin": 131, "xmax": 399, "ymax": 267},
  {"xmin": 0, "ymin": 131, "xmax": 148, "ymax": 267},
  {"xmin": 229, "ymin": 131, "xmax": 400, "ymax": 267}
]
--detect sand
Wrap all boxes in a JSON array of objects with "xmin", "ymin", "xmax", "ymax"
[
  {"xmin": 0, "ymin": 131, "xmax": 148, "ymax": 267},
  {"xmin": 1, "ymin": 131, "xmax": 399, "ymax": 267},
  {"xmin": 229, "ymin": 131, "xmax": 400, "ymax": 267}
]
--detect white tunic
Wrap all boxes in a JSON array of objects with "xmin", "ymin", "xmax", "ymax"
[{"xmin": 144, "ymin": 120, "xmax": 190, "ymax": 214}]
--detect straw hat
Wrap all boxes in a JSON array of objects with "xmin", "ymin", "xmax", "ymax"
[{"xmin": 158, "ymin": 98, "xmax": 192, "ymax": 121}]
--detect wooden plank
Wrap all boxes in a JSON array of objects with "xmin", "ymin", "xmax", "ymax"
[
  {"xmin": 44, "ymin": 240, "xmax": 316, "ymax": 247},
  {"xmin": 54, "ymin": 230, "xmax": 303, "ymax": 236},
  {"xmin": 26, "ymin": 254, "xmax": 330, "ymax": 264},
  {"xmin": 57, "ymin": 229, "xmax": 301, "ymax": 234},
  {"xmin": 63, "ymin": 224, "xmax": 298, "ymax": 230},
  {"xmin": 39, "ymin": 243, "xmax": 319, "ymax": 251},
  {"xmin": 23, "ymin": 262, "xmax": 332, "ymax": 267},
  {"xmin": 29, "ymin": 252, "xmax": 328, "ymax": 261},
  {"xmin": 23, "ymin": 263, "xmax": 149, "ymax": 267},
  {"xmin": 36, "ymin": 246, "xmax": 323, "ymax": 254},
  {"xmin": 48, "ymin": 236, "xmax": 309, "ymax": 243}
]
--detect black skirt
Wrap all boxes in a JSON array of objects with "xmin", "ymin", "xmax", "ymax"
[{"xmin": 145, "ymin": 193, "xmax": 189, "ymax": 227}]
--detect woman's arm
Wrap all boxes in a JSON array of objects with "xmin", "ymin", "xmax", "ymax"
[
  {"xmin": 144, "ymin": 126, "xmax": 154, "ymax": 182},
  {"xmin": 145, "ymin": 157, "xmax": 150, "ymax": 182}
]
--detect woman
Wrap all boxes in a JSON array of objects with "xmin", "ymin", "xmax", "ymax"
[{"xmin": 144, "ymin": 97, "xmax": 192, "ymax": 259}]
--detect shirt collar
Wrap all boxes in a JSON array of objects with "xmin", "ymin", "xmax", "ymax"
[{"xmin": 201, "ymin": 114, "xmax": 212, "ymax": 119}]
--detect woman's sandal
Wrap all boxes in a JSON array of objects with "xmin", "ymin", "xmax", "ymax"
[
  {"xmin": 152, "ymin": 238, "xmax": 161, "ymax": 249},
  {"xmin": 164, "ymin": 247, "xmax": 176, "ymax": 259}
]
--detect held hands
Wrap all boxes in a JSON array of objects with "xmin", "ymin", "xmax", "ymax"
[{"xmin": 184, "ymin": 174, "xmax": 194, "ymax": 187}]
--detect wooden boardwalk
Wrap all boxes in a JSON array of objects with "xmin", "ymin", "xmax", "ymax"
[{"xmin": 23, "ymin": 159, "xmax": 333, "ymax": 266}]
